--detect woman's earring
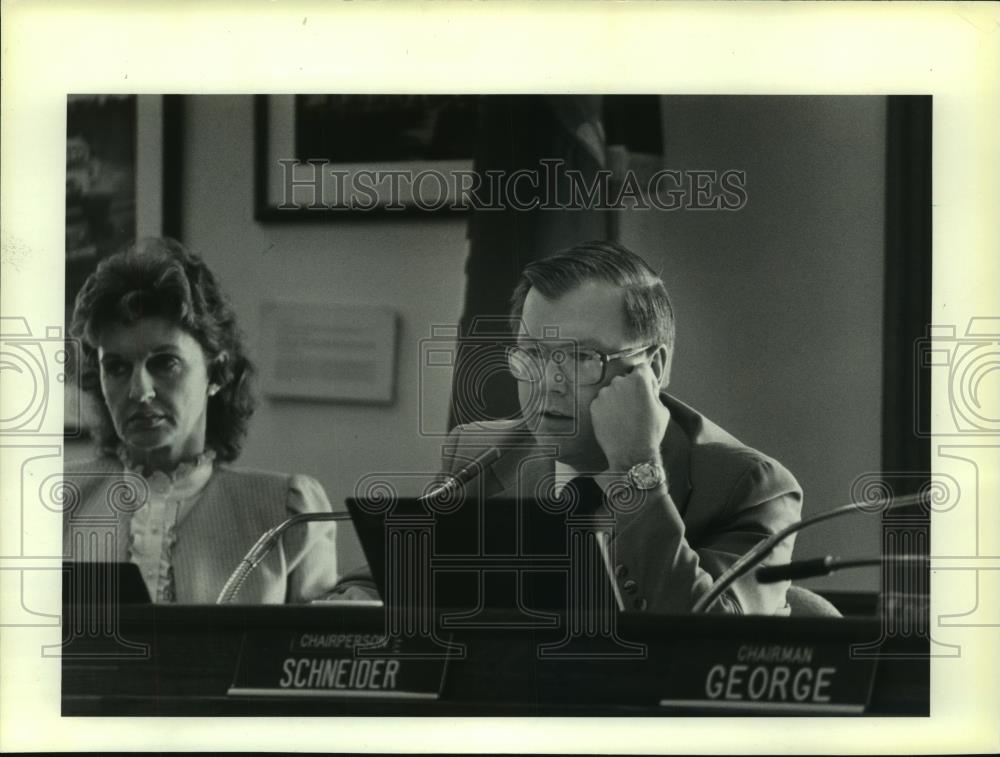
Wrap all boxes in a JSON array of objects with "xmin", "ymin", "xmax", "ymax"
[{"xmin": 208, "ymin": 384, "xmax": 220, "ymax": 397}]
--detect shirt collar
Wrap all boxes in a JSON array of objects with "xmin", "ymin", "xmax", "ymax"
[
  {"xmin": 118, "ymin": 447, "xmax": 217, "ymax": 500},
  {"xmin": 553, "ymin": 460, "xmax": 581, "ymax": 496}
]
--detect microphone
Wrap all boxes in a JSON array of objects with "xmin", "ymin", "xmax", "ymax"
[
  {"xmin": 691, "ymin": 490, "xmax": 929, "ymax": 613},
  {"xmin": 217, "ymin": 512, "xmax": 352, "ymax": 604},
  {"xmin": 756, "ymin": 555, "xmax": 930, "ymax": 584},
  {"xmin": 418, "ymin": 444, "xmax": 506, "ymax": 502}
]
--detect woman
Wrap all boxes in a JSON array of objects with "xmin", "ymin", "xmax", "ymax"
[{"xmin": 64, "ymin": 237, "xmax": 339, "ymax": 603}]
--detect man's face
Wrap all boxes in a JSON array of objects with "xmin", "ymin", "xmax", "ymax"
[{"xmin": 516, "ymin": 281, "xmax": 651, "ymax": 468}]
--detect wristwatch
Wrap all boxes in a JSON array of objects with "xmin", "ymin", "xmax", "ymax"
[{"xmin": 625, "ymin": 460, "xmax": 666, "ymax": 490}]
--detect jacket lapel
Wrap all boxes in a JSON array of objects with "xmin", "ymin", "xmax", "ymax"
[{"xmin": 660, "ymin": 417, "xmax": 693, "ymax": 515}]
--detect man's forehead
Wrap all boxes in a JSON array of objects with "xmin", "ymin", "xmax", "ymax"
[{"xmin": 517, "ymin": 282, "xmax": 628, "ymax": 347}]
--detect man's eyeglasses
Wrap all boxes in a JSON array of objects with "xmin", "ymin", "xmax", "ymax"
[{"xmin": 507, "ymin": 343, "xmax": 654, "ymax": 386}]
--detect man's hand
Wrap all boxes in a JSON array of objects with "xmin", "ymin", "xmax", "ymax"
[{"xmin": 590, "ymin": 362, "xmax": 670, "ymax": 472}]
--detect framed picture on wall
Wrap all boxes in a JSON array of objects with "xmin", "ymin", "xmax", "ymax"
[
  {"xmin": 254, "ymin": 94, "xmax": 477, "ymax": 219},
  {"xmin": 63, "ymin": 94, "xmax": 183, "ymax": 433}
]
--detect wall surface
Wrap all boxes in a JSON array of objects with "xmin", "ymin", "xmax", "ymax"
[{"xmin": 621, "ymin": 96, "xmax": 887, "ymax": 591}]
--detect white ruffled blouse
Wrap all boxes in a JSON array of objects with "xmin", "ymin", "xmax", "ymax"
[{"xmin": 120, "ymin": 449, "xmax": 217, "ymax": 603}]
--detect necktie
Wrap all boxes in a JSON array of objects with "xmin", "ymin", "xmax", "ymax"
[{"xmin": 561, "ymin": 475, "xmax": 605, "ymax": 516}]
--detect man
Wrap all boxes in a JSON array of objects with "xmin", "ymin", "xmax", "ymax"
[{"xmin": 439, "ymin": 240, "xmax": 802, "ymax": 615}]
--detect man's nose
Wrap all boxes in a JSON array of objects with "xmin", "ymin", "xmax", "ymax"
[
  {"xmin": 128, "ymin": 366, "xmax": 155, "ymax": 402},
  {"xmin": 541, "ymin": 356, "xmax": 569, "ymax": 394}
]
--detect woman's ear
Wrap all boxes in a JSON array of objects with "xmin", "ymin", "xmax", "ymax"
[{"xmin": 208, "ymin": 351, "xmax": 230, "ymax": 390}]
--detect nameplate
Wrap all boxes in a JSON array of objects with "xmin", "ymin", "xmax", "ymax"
[
  {"xmin": 228, "ymin": 631, "xmax": 449, "ymax": 700},
  {"xmin": 657, "ymin": 638, "xmax": 878, "ymax": 714}
]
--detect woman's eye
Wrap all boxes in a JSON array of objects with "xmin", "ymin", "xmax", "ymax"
[
  {"xmin": 148, "ymin": 354, "xmax": 182, "ymax": 374},
  {"xmin": 102, "ymin": 361, "xmax": 129, "ymax": 378}
]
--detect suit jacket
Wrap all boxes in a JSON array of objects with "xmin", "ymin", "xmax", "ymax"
[
  {"xmin": 62, "ymin": 457, "xmax": 339, "ymax": 604},
  {"xmin": 439, "ymin": 393, "xmax": 802, "ymax": 615}
]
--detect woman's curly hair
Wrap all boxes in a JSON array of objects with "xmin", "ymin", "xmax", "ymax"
[{"xmin": 69, "ymin": 237, "xmax": 256, "ymax": 462}]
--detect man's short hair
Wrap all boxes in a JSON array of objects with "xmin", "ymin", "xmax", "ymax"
[{"xmin": 509, "ymin": 240, "xmax": 676, "ymax": 381}]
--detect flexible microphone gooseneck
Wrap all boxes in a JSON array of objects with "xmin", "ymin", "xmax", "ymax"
[
  {"xmin": 419, "ymin": 447, "xmax": 503, "ymax": 502},
  {"xmin": 216, "ymin": 512, "xmax": 352, "ymax": 604},
  {"xmin": 756, "ymin": 554, "xmax": 930, "ymax": 584},
  {"xmin": 690, "ymin": 491, "xmax": 929, "ymax": 614}
]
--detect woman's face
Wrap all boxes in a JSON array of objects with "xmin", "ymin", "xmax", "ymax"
[{"xmin": 97, "ymin": 316, "xmax": 216, "ymax": 469}]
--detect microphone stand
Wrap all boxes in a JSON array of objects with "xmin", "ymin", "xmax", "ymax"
[
  {"xmin": 691, "ymin": 491, "xmax": 929, "ymax": 613},
  {"xmin": 216, "ymin": 512, "xmax": 353, "ymax": 604}
]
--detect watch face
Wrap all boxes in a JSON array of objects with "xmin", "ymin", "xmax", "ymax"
[{"xmin": 629, "ymin": 462, "xmax": 664, "ymax": 490}]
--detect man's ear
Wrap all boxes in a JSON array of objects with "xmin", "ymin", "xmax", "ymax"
[{"xmin": 648, "ymin": 344, "xmax": 668, "ymax": 388}]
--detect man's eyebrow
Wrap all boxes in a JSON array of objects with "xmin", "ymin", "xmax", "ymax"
[
  {"xmin": 518, "ymin": 337, "xmax": 607, "ymax": 351},
  {"xmin": 552, "ymin": 338, "xmax": 606, "ymax": 351}
]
